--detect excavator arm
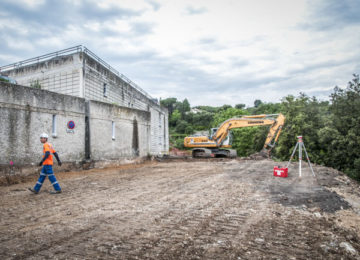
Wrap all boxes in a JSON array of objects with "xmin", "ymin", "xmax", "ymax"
[
  {"xmin": 212, "ymin": 114, "xmax": 285, "ymax": 148},
  {"xmin": 262, "ymin": 113, "xmax": 285, "ymax": 150},
  {"xmin": 184, "ymin": 113, "xmax": 286, "ymax": 158}
]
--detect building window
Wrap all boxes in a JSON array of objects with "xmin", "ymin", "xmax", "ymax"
[
  {"xmin": 103, "ymin": 83, "xmax": 107, "ymax": 97},
  {"xmin": 112, "ymin": 121, "xmax": 115, "ymax": 140},
  {"xmin": 52, "ymin": 115, "xmax": 57, "ymax": 137}
]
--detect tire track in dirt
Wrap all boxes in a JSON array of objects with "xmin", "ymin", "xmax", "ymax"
[
  {"xmin": 1, "ymin": 162, "xmax": 228, "ymax": 258},
  {"xmin": 1, "ymin": 160, "xmax": 360, "ymax": 259}
]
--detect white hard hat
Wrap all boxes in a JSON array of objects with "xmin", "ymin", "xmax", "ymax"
[{"xmin": 40, "ymin": 133, "xmax": 49, "ymax": 139}]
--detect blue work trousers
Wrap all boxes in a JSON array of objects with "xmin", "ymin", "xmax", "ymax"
[{"xmin": 34, "ymin": 165, "xmax": 61, "ymax": 192}]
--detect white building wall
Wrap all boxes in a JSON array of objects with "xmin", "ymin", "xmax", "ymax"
[
  {"xmin": 5, "ymin": 53, "xmax": 83, "ymax": 97},
  {"xmin": 149, "ymin": 107, "xmax": 169, "ymax": 154},
  {"xmin": 1, "ymin": 49, "xmax": 169, "ymax": 156},
  {"xmin": 0, "ymin": 83, "xmax": 86, "ymax": 165},
  {"xmin": 83, "ymin": 54, "xmax": 169, "ymax": 155},
  {"xmin": 88, "ymin": 100, "xmax": 151, "ymax": 160}
]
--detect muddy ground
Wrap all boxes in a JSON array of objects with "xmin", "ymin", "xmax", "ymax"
[{"xmin": 1, "ymin": 158, "xmax": 360, "ymax": 259}]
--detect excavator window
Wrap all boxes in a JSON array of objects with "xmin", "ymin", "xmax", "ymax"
[{"xmin": 210, "ymin": 128, "xmax": 217, "ymax": 139}]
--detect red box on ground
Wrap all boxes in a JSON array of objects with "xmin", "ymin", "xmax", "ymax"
[{"xmin": 273, "ymin": 166, "xmax": 288, "ymax": 178}]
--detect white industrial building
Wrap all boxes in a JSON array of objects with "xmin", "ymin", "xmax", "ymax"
[{"xmin": 0, "ymin": 46, "xmax": 169, "ymax": 156}]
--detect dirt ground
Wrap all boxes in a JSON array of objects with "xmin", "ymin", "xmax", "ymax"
[{"xmin": 1, "ymin": 158, "xmax": 360, "ymax": 259}]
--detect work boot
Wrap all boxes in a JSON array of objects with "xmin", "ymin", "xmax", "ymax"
[
  {"xmin": 28, "ymin": 187, "xmax": 38, "ymax": 194},
  {"xmin": 49, "ymin": 190, "xmax": 62, "ymax": 194}
]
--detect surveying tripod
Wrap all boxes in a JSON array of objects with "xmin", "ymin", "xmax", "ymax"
[{"xmin": 286, "ymin": 136, "xmax": 315, "ymax": 177}]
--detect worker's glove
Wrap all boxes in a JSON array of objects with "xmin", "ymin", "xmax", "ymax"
[
  {"xmin": 58, "ymin": 161, "xmax": 62, "ymax": 166},
  {"xmin": 38, "ymin": 161, "xmax": 43, "ymax": 166}
]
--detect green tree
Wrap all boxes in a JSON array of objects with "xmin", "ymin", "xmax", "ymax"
[
  {"xmin": 212, "ymin": 107, "xmax": 246, "ymax": 126},
  {"xmin": 194, "ymin": 106, "xmax": 219, "ymax": 113},
  {"xmin": 254, "ymin": 99, "xmax": 263, "ymax": 108},
  {"xmin": 185, "ymin": 125, "xmax": 194, "ymax": 135},
  {"xmin": 164, "ymin": 75, "xmax": 360, "ymax": 181},
  {"xmin": 231, "ymin": 128, "xmax": 261, "ymax": 156},
  {"xmin": 170, "ymin": 109, "xmax": 181, "ymax": 127},
  {"xmin": 182, "ymin": 98, "xmax": 191, "ymax": 113},
  {"xmin": 220, "ymin": 104, "xmax": 232, "ymax": 111},
  {"xmin": 30, "ymin": 80, "xmax": 41, "ymax": 89},
  {"xmin": 235, "ymin": 103, "xmax": 246, "ymax": 109},
  {"xmin": 212, "ymin": 107, "xmax": 264, "ymax": 156},
  {"xmin": 160, "ymin": 97, "xmax": 177, "ymax": 116},
  {"xmin": 325, "ymin": 74, "xmax": 360, "ymax": 180},
  {"xmin": 0, "ymin": 77, "xmax": 10, "ymax": 83},
  {"xmin": 175, "ymin": 120, "xmax": 188, "ymax": 133},
  {"xmin": 275, "ymin": 94, "xmax": 327, "ymax": 163},
  {"xmin": 192, "ymin": 112, "xmax": 214, "ymax": 130},
  {"xmin": 247, "ymin": 102, "xmax": 281, "ymax": 115}
]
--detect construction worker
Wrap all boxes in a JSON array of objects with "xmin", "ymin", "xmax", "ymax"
[{"xmin": 28, "ymin": 133, "xmax": 62, "ymax": 194}]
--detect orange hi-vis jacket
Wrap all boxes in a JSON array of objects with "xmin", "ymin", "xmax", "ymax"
[{"xmin": 43, "ymin": 142, "xmax": 56, "ymax": 165}]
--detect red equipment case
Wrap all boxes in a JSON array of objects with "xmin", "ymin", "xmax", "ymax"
[{"xmin": 273, "ymin": 166, "xmax": 288, "ymax": 178}]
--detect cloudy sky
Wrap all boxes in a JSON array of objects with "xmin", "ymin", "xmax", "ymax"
[{"xmin": 0, "ymin": 0, "xmax": 359, "ymax": 107}]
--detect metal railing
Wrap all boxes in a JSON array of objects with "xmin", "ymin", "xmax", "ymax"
[
  {"xmin": 82, "ymin": 47, "xmax": 154, "ymax": 101},
  {"xmin": 0, "ymin": 45, "xmax": 83, "ymax": 72},
  {"xmin": 0, "ymin": 45, "xmax": 154, "ymax": 101}
]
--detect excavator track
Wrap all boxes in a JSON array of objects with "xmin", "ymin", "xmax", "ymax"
[{"xmin": 192, "ymin": 148, "xmax": 237, "ymax": 158}]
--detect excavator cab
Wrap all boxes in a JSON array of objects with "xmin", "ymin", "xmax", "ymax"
[
  {"xmin": 222, "ymin": 132, "xmax": 233, "ymax": 146},
  {"xmin": 210, "ymin": 128, "xmax": 233, "ymax": 147}
]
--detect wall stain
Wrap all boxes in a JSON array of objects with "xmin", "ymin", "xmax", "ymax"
[
  {"xmin": 132, "ymin": 118, "xmax": 139, "ymax": 157},
  {"xmin": 24, "ymin": 104, "xmax": 31, "ymax": 163}
]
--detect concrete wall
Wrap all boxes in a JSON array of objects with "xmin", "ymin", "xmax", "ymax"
[
  {"xmin": 0, "ymin": 83, "xmax": 155, "ymax": 176},
  {"xmin": 149, "ymin": 106, "xmax": 169, "ymax": 154},
  {"xmin": 88, "ymin": 100, "xmax": 150, "ymax": 160},
  {"xmin": 5, "ymin": 53, "xmax": 83, "ymax": 97},
  {"xmin": 0, "ymin": 82, "xmax": 86, "ymax": 165},
  {"xmin": 83, "ymin": 54, "xmax": 169, "ymax": 155},
  {"xmin": 84, "ymin": 54, "xmax": 149, "ymax": 111},
  {"xmin": 2, "ymin": 49, "xmax": 169, "ymax": 155}
]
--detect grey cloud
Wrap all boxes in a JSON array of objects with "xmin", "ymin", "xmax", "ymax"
[
  {"xmin": 288, "ymin": 56, "xmax": 360, "ymax": 76},
  {"xmin": 231, "ymin": 59, "xmax": 250, "ymax": 68},
  {"xmin": 198, "ymin": 38, "xmax": 216, "ymax": 45},
  {"xmin": 0, "ymin": 1, "xmax": 142, "ymax": 30},
  {"xmin": 196, "ymin": 37, "xmax": 225, "ymax": 52},
  {"xmin": 185, "ymin": 6, "xmax": 207, "ymax": 15},
  {"xmin": 100, "ymin": 47, "xmax": 293, "ymax": 101},
  {"xmin": 301, "ymin": 0, "xmax": 360, "ymax": 30},
  {"xmin": 105, "ymin": 51, "xmax": 158, "ymax": 65},
  {"xmin": 1, "ymin": 0, "xmax": 358, "ymax": 107},
  {"xmin": 147, "ymin": 0, "xmax": 161, "ymax": 11},
  {"xmin": 78, "ymin": 3, "xmax": 142, "ymax": 20},
  {"xmin": 114, "ymin": 52, "xmax": 289, "ymax": 100},
  {"xmin": 130, "ymin": 22, "xmax": 154, "ymax": 36},
  {"xmin": 0, "ymin": 0, "xmax": 155, "ymax": 64}
]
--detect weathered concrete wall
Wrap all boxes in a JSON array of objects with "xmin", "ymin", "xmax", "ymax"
[
  {"xmin": 83, "ymin": 54, "xmax": 169, "ymax": 155},
  {"xmin": 149, "ymin": 106, "xmax": 169, "ymax": 154},
  {"xmin": 84, "ymin": 54, "xmax": 149, "ymax": 111},
  {"xmin": 88, "ymin": 100, "xmax": 151, "ymax": 161},
  {"xmin": 1, "ymin": 48, "xmax": 169, "ymax": 155},
  {"xmin": 0, "ymin": 82, "xmax": 154, "ymax": 178},
  {"xmin": 0, "ymin": 82, "xmax": 86, "ymax": 165},
  {"xmin": 4, "ymin": 53, "xmax": 83, "ymax": 97}
]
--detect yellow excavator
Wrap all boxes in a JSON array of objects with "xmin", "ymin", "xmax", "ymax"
[{"xmin": 184, "ymin": 113, "xmax": 286, "ymax": 158}]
